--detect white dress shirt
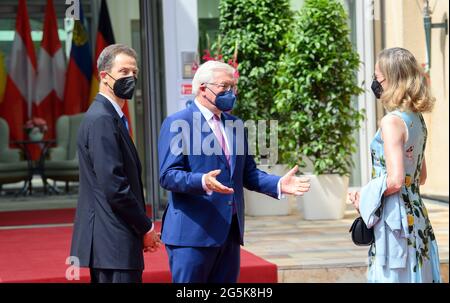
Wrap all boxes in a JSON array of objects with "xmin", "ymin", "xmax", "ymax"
[{"xmin": 100, "ymin": 92, "xmax": 124, "ymax": 118}]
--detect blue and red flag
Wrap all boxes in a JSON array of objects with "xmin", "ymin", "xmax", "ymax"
[
  {"xmin": 63, "ymin": 3, "xmax": 92, "ymax": 114},
  {"xmin": 89, "ymin": 0, "xmax": 133, "ymax": 137}
]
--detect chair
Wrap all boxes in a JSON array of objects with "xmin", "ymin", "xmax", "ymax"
[
  {"xmin": 0, "ymin": 117, "xmax": 30, "ymax": 193},
  {"xmin": 44, "ymin": 114, "xmax": 84, "ymax": 193}
]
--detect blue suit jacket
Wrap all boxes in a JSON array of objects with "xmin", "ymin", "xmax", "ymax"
[{"xmin": 158, "ymin": 102, "xmax": 281, "ymax": 247}]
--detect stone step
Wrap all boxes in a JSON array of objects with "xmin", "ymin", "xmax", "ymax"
[{"xmin": 278, "ymin": 263, "xmax": 449, "ymax": 283}]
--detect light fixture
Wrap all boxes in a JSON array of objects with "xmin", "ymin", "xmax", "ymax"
[{"xmin": 423, "ymin": 0, "xmax": 448, "ymax": 71}]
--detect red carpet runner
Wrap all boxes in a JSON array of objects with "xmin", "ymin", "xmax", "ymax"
[
  {"xmin": 0, "ymin": 209, "xmax": 277, "ymax": 283},
  {"xmin": 0, "ymin": 208, "xmax": 79, "ymax": 227}
]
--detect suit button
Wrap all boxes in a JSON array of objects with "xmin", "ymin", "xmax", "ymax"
[{"xmin": 228, "ymin": 201, "xmax": 233, "ymax": 206}]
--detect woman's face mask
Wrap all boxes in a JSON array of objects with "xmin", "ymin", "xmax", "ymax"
[
  {"xmin": 371, "ymin": 68, "xmax": 386, "ymax": 99},
  {"xmin": 371, "ymin": 79, "xmax": 384, "ymax": 99}
]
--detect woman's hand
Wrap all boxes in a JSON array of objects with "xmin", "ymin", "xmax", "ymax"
[{"xmin": 348, "ymin": 191, "xmax": 360, "ymax": 213}]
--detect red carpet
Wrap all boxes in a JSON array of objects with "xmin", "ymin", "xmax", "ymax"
[
  {"xmin": 0, "ymin": 207, "xmax": 151, "ymax": 227},
  {"xmin": 0, "ymin": 209, "xmax": 277, "ymax": 283},
  {"xmin": 0, "ymin": 208, "xmax": 77, "ymax": 226}
]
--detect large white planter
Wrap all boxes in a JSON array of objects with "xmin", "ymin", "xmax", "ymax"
[
  {"xmin": 298, "ymin": 174, "xmax": 349, "ymax": 220},
  {"xmin": 244, "ymin": 164, "xmax": 290, "ymax": 216}
]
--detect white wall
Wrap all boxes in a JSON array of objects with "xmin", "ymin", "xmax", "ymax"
[
  {"xmin": 355, "ymin": 0, "xmax": 377, "ymax": 185},
  {"xmin": 99, "ymin": 0, "xmax": 140, "ymax": 135},
  {"xmin": 383, "ymin": 0, "xmax": 449, "ymax": 197},
  {"xmin": 162, "ymin": 0, "xmax": 199, "ymax": 116},
  {"xmin": 421, "ymin": 0, "xmax": 449, "ymax": 197}
]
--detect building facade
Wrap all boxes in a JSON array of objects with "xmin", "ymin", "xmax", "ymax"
[
  {"xmin": 378, "ymin": 0, "xmax": 448, "ymax": 199},
  {"xmin": 0, "ymin": 0, "xmax": 447, "ymax": 218}
]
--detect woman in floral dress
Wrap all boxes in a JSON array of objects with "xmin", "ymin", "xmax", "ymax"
[{"xmin": 349, "ymin": 47, "xmax": 441, "ymax": 282}]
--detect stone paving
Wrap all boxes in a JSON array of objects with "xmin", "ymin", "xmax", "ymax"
[{"xmin": 243, "ymin": 198, "xmax": 449, "ymax": 282}]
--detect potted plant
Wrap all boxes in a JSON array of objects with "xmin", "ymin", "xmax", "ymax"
[
  {"xmin": 274, "ymin": 0, "xmax": 365, "ymax": 220},
  {"xmin": 217, "ymin": 0, "xmax": 293, "ymax": 216},
  {"xmin": 24, "ymin": 117, "xmax": 48, "ymax": 142}
]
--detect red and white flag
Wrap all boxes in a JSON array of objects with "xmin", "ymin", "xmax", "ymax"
[
  {"xmin": 0, "ymin": 0, "xmax": 37, "ymax": 142},
  {"xmin": 34, "ymin": 0, "xmax": 66, "ymax": 140}
]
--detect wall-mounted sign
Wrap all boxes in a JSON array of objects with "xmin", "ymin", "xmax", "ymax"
[
  {"xmin": 181, "ymin": 83, "xmax": 192, "ymax": 95},
  {"xmin": 181, "ymin": 51, "xmax": 196, "ymax": 79}
]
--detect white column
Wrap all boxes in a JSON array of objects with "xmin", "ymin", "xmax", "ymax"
[
  {"xmin": 355, "ymin": 0, "xmax": 377, "ymax": 185},
  {"xmin": 107, "ymin": 0, "xmax": 140, "ymax": 135},
  {"xmin": 162, "ymin": 0, "xmax": 199, "ymax": 116}
]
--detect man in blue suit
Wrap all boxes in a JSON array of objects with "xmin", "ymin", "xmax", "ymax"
[{"xmin": 158, "ymin": 60, "xmax": 310, "ymax": 283}]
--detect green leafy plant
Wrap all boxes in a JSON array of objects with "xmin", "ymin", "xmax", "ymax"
[
  {"xmin": 217, "ymin": 0, "xmax": 292, "ymax": 123},
  {"xmin": 274, "ymin": 0, "xmax": 365, "ymax": 176}
]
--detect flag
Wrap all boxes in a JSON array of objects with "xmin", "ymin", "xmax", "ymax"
[
  {"xmin": 0, "ymin": 0, "xmax": 37, "ymax": 142},
  {"xmin": 89, "ymin": 0, "xmax": 133, "ymax": 137},
  {"xmin": 34, "ymin": 0, "xmax": 66, "ymax": 141},
  {"xmin": 88, "ymin": 0, "xmax": 114, "ymax": 104},
  {"xmin": 0, "ymin": 50, "xmax": 6, "ymax": 103},
  {"xmin": 63, "ymin": 3, "xmax": 92, "ymax": 115}
]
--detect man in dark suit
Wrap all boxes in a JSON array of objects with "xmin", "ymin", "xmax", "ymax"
[
  {"xmin": 70, "ymin": 44, "xmax": 162, "ymax": 283},
  {"xmin": 158, "ymin": 60, "xmax": 311, "ymax": 283}
]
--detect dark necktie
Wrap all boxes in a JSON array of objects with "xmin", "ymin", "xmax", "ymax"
[{"xmin": 121, "ymin": 115, "xmax": 129, "ymax": 132}]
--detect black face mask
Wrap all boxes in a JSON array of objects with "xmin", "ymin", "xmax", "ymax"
[
  {"xmin": 106, "ymin": 73, "xmax": 137, "ymax": 100},
  {"xmin": 371, "ymin": 79, "xmax": 384, "ymax": 99}
]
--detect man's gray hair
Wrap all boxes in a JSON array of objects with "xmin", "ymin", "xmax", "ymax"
[
  {"xmin": 97, "ymin": 44, "xmax": 138, "ymax": 73},
  {"xmin": 192, "ymin": 61, "xmax": 235, "ymax": 95}
]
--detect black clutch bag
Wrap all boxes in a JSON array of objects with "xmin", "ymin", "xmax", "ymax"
[{"xmin": 349, "ymin": 216, "xmax": 374, "ymax": 246}]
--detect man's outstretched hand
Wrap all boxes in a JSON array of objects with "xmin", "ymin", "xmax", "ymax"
[
  {"xmin": 204, "ymin": 169, "xmax": 234, "ymax": 194},
  {"xmin": 280, "ymin": 165, "xmax": 311, "ymax": 196}
]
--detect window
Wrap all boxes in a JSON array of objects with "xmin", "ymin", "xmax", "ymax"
[{"xmin": 0, "ymin": 0, "xmax": 94, "ymax": 69}]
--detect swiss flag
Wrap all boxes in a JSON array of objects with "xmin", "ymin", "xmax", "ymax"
[
  {"xmin": 0, "ymin": 0, "xmax": 37, "ymax": 142},
  {"xmin": 34, "ymin": 0, "xmax": 66, "ymax": 141}
]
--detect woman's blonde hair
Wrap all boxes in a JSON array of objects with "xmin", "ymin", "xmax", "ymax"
[{"xmin": 377, "ymin": 47, "xmax": 435, "ymax": 112}]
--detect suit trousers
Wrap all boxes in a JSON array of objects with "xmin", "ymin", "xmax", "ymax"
[
  {"xmin": 89, "ymin": 268, "xmax": 143, "ymax": 283},
  {"xmin": 166, "ymin": 215, "xmax": 241, "ymax": 283}
]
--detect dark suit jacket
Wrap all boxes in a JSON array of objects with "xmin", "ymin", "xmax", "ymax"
[{"xmin": 70, "ymin": 93, "xmax": 152, "ymax": 270}]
